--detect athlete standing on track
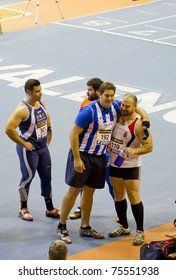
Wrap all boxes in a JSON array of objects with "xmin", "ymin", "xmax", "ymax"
[
  {"xmin": 108, "ymin": 93, "xmax": 153, "ymax": 246},
  {"xmin": 69, "ymin": 77, "xmax": 115, "ymax": 220},
  {"xmin": 5, "ymin": 79, "xmax": 60, "ymax": 221},
  {"xmin": 57, "ymin": 82, "xmax": 121, "ymax": 244},
  {"xmin": 56, "ymin": 83, "xmax": 150, "ymax": 244}
]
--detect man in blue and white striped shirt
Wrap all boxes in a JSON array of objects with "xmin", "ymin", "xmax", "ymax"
[{"xmin": 57, "ymin": 82, "xmax": 121, "ymax": 243}]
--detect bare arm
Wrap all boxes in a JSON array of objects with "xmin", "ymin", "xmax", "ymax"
[
  {"xmin": 70, "ymin": 124, "xmax": 85, "ymax": 173},
  {"xmin": 135, "ymin": 106, "xmax": 151, "ymax": 140},
  {"xmin": 125, "ymin": 119, "xmax": 153, "ymax": 156},
  {"xmin": 5, "ymin": 103, "xmax": 34, "ymax": 151},
  {"xmin": 136, "ymin": 106, "xmax": 150, "ymax": 126}
]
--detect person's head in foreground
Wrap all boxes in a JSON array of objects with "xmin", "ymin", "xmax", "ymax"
[{"xmin": 48, "ymin": 240, "xmax": 68, "ymax": 260}]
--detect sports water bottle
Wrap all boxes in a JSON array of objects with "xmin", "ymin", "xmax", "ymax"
[{"xmin": 114, "ymin": 150, "xmax": 126, "ymax": 167}]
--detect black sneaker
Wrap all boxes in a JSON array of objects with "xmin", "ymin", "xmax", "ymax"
[{"xmin": 57, "ymin": 228, "xmax": 72, "ymax": 244}]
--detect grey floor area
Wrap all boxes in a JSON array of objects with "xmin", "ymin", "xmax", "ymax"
[{"xmin": 0, "ymin": 0, "xmax": 176, "ymax": 259}]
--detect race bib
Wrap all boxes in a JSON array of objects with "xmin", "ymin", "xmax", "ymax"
[
  {"xmin": 35, "ymin": 122, "xmax": 47, "ymax": 140},
  {"xmin": 110, "ymin": 137, "xmax": 125, "ymax": 154},
  {"xmin": 97, "ymin": 129, "xmax": 111, "ymax": 145}
]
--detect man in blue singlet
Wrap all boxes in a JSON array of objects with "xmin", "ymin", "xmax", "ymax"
[{"xmin": 5, "ymin": 79, "xmax": 60, "ymax": 221}]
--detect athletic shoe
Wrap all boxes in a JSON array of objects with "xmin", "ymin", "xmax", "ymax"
[
  {"xmin": 18, "ymin": 209, "xmax": 33, "ymax": 221},
  {"xmin": 79, "ymin": 227, "xmax": 105, "ymax": 239},
  {"xmin": 133, "ymin": 230, "xmax": 145, "ymax": 246},
  {"xmin": 109, "ymin": 225, "xmax": 130, "ymax": 237},
  {"xmin": 165, "ymin": 231, "xmax": 176, "ymax": 237},
  {"xmin": 69, "ymin": 207, "xmax": 81, "ymax": 219},
  {"xmin": 57, "ymin": 228, "xmax": 72, "ymax": 244},
  {"xmin": 45, "ymin": 208, "xmax": 60, "ymax": 218},
  {"xmin": 168, "ymin": 252, "xmax": 176, "ymax": 259}
]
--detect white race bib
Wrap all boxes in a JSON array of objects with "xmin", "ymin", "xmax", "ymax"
[
  {"xmin": 97, "ymin": 129, "xmax": 111, "ymax": 145},
  {"xmin": 35, "ymin": 122, "xmax": 47, "ymax": 140}
]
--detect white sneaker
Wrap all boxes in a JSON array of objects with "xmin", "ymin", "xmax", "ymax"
[
  {"xmin": 109, "ymin": 225, "xmax": 130, "ymax": 237},
  {"xmin": 57, "ymin": 228, "xmax": 72, "ymax": 244}
]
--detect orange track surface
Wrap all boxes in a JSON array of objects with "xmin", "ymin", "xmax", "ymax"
[
  {"xmin": 1, "ymin": 0, "xmax": 156, "ymax": 33},
  {"xmin": 68, "ymin": 222, "xmax": 175, "ymax": 260}
]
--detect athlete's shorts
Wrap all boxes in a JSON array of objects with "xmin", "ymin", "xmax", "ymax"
[
  {"xmin": 65, "ymin": 149, "xmax": 106, "ymax": 189},
  {"xmin": 109, "ymin": 166, "xmax": 141, "ymax": 180}
]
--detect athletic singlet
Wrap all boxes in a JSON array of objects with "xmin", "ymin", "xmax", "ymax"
[
  {"xmin": 110, "ymin": 115, "xmax": 142, "ymax": 167},
  {"xmin": 75, "ymin": 100, "xmax": 121, "ymax": 155},
  {"xmin": 19, "ymin": 100, "xmax": 48, "ymax": 150}
]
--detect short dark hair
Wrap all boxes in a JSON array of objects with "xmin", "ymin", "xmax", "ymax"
[
  {"xmin": 123, "ymin": 93, "xmax": 138, "ymax": 105},
  {"xmin": 87, "ymin": 77, "xmax": 104, "ymax": 91},
  {"xmin": 99, "ymin": 82, "xmax": 116, "ymax": 95},
  {"xmin": 24, "ymin": 79, "xmax": 40, "ymax": 93}
]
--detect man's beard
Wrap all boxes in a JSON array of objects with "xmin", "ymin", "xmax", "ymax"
[
  {"xmin": 88, "ymin": 95, "xmax": 98, "ymax": 101},
  {"xmin": 121, "ymin": 110, "xmax": 128, "ymax": 116}
]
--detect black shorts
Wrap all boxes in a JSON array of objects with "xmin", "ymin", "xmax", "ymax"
[
  {"xmin": 65, "ymin": 149, "xmax": 106, "ymax": 189},
  {"xmin": 109, "ymin": 166, "xmax": 141, "ymax": 180}
]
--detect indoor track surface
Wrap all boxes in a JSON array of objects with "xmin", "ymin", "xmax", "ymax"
[{"xmin": 0, "ymin": 0, "xmax": 176, "ymax": 260}]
